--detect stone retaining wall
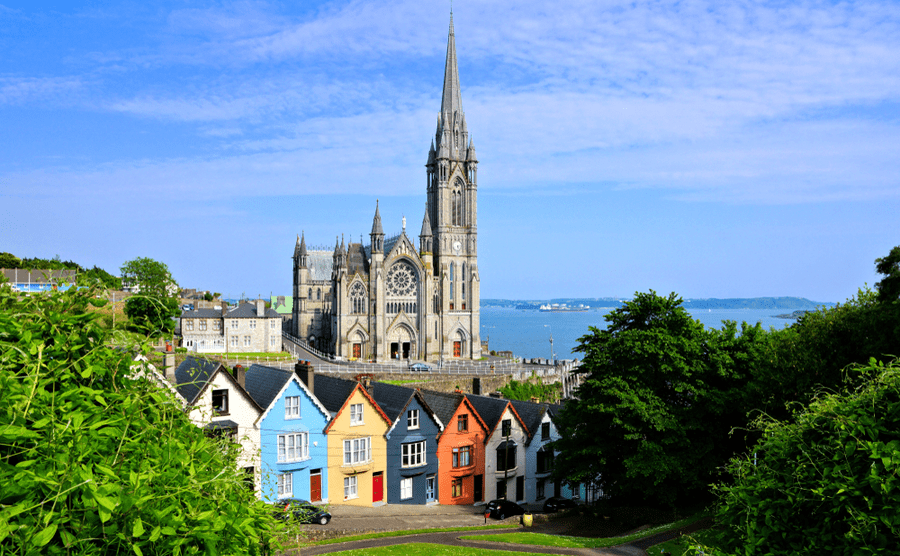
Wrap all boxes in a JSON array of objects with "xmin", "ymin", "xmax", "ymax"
[{"xmin": 317, "ymin": 372, "xmax": 514, "ymax": 395}]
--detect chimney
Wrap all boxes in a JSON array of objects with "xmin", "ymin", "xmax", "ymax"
[
  {"xmin": 295, "ymin": 360, "xmax": 314, "ymax": 393},
  {"xmin": 232, "ymin": 364, "xmax": 246, "ymax": 389},
  {"xmin": 472, "ymin": 377, "xmax": 482, "ymax": 396},
  {"xmin": 355, "ymin": 373, "xmax": 374, "ymax": 394},
  {"xmin": 256, "ymin": 299, "xmax": 265, "ymax": 317},
  {"xmin": 164, "ymin": 353, "xmax": 175, "ymax": 379}
]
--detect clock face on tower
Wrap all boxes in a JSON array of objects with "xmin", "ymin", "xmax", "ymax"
[
  {"xmin": 453, "ymin": 240, "xmax": 462, "ymax": 254},
  {"xmin": 386, "ymin": 261, "xmax": 417, "ymax": 297}
]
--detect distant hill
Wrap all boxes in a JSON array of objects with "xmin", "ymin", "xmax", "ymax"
[{"xmin": 483, "ymin": 297, "xmax": 836, "ymax": 311}]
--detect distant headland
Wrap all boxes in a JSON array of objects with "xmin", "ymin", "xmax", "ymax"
[{"xmin": 484, "ymin": 297, "xmax": 836, "ymax": 311}]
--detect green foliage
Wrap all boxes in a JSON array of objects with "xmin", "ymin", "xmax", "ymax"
[
  {"xmin": 19, "ymin": 255, "xmax": 79, "ymax": 271},
  {"xmin": 499, "ymin": 375, "xmax": 561, "ymax": 403},
  {"xmin": 120, "ymin": 257, "xmax": 176, "ymax": 299},
  {"xmin": 121, "ymin": 257, "xmax": 179, "ymax": 337},
  {"xmin": 875, "ymin": 245, "xmax": 900, "ymax": 303},
  {"xmin": 0, "ymin": 284, "xmax": 284, "ymax": 555},
  {"xmin": 79, "ymin": 266, "xmax": 123, "ymax": 290},
  {"xmin": 552, "ymin": 291, "xmax": 769, "ymax": 507},
  {"xmin": 711, "ymin": 360, "xmax": 900, "ymax": 556},
  {"xmin": 0, "ymin": 253, "xmax": 21, "ymax": 269},
  {"xmin": 203, "ymin": 292, "xmax": 214, "ymax": 302}
]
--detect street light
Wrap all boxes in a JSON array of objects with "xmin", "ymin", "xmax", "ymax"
[{"xmin": 543, "ymin": 324, "xmax": 555, "ymax": 363}]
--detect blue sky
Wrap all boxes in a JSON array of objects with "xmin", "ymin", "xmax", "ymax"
[{"xmin": 2, "ymin": 0, "xmax": 898, "ymax": 303}]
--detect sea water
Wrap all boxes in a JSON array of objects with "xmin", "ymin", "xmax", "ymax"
[{"xmin": 480, "ymin": 306, "xmax": 799, "ymax": 360}]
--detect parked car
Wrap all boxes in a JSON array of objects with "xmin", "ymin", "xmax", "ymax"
[
  {"xmin": 273, "ymin": 499, "xmax": 331, "ymax": 525},
  {"xmin": 543, "ymin": 496, "xmax": 578, "ymax": 513},
  {"xmin": 409, "ymin": 362, "xmax": 432, "ymax": 372},
  {"xmin": 484, "ymin": 499, "xmax": 526, "ymax": 520}
]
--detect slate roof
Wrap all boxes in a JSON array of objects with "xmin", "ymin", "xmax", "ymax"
[
  {"xmin": 510, "ymin": 399, "xmax": 546, "ymax": 444},
  {"xmin": 420, "ymin": 390, "xmax": 464, "ymax": 426},
  {"xmin": 244, "ymin": 364, "xmax": 293, "ymax": 411},
  {"xmin": 346, "ymin": 243, "xmax": 369, "ymax": 277},
  {"xmin": 370, "ymin": 382, "xmax": 417, "ymax": 423},
  {"xmin": 225, "ymin": 302, "xmax": 280, "ymax": 319},
  {"xmin": 465, "ymin": 394, "xmax": 510, "ymax": 432},
  {"xmin": 310, "ymin": 374, "xmax": 359, "ymax": 415},
  {"xmin": 307, "ymin": 252, "xmax": 334, "ymax": 281},
  {"xmin": 173, "ymin": 356, "xmax": 224, "ymax": 404},
  {"xmin": 180, "ymin": 308, "xmax": 222, "ymax": 319}
]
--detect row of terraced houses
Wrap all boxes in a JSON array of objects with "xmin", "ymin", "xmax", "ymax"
[{"xmin": 156, "ymin": 356, "xmax": 586, "ymax": 508}]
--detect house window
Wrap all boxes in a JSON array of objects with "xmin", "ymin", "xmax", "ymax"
[
  {"xmin": 536, "ymin": 479, "xmax": 546, "ymax": 500},
  {"xmin": 457, "ymin": 414, "xmax": 468, "ymax": 432},
  {"xmin": 212, "ymin": 389, "xmax": 228, "ymax": 415},
  {"xmin": 243, "ymin": 335, "xmax": 251, "ymax": 347},
  {"xmin": 213, "ymin": 320, "xmax": 222, "ymax": 331},
  {"xmin": 402, "ymin": 441, "xmax": 426, "ymax": 468},
  {"xmin": 537, "ymin": 448, "xmax": 554, "ymax": 474},
  {"xmin": 343, "ymin": 437, "xmax": 371, "ymax": 465},
  {"xmin": 231, "ymin": 320, "xmax": 238, "ymax": 329},
  {"xmin": 230, "ymin": 336, "xmax": 238, "ymax": 347},
  {"xmin": 249, "ymin": 320, "xmax": 256, "ymax": 329},
  {"xmin": 350, "ymin": 403, "xmax": 363, "ymax": 425},
  {"xmin": 344, "ymin": 476, "xmax": 358, "ymax": 500},
  {"xmin": 452, "ymin": 445, "xmax": 471, "ymax": 468},
  {"xmin": 452, "ymin": 478, "xmax": 463, "ymax": 498},
  {"xmin": 407, "ymin": 409, "xmax": 419, "ymax": 430},
  {"xmin": 277, "ymin": 473, "xmax": 292, "ymax": 498},
  {"xmin": 270, "ymin": 320, "xmax": 277, "ymax": 329},
  {"xmin": 400, "ymin": 478, "xmax": 413, "ymax": 500},
  {"xmin": 496, "ymin": 443, "xmax": 517, "ymax": 472},
  {"xmin": 501, "ymin": 419, "xmax": 512, "ymax": 437},
  {"xmin": 541, "ymin": 422, "xmax": 551, "ymax": 441},
  {"xmin": 285, "ymin": 396, "xmax": 300, "ymax": 419},
  {"xmin": 270, "ymin": 337, "xmax": 278, "ymax": 347},
  {"xmin": 199, "ymin": 319, "xmax": 207, "ymax": 331},
  {"xmin": 184, "ymin": 319, "xmax": 193, "ymax": 331},
  {"xmin": 277, "ymin": 432, "xmax": 309, "ymax": 462}
]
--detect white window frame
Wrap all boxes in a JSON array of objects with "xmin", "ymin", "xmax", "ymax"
[
  {"xmin": 349, "ymin": 403, "xmax": 363, "ymax": 425},
  {"xmin": 270, "ymin": 337, "xmax": 278, "ymax": 347},
  {"xmin": 285, "ymin": 396, "xmax": 300, "ymax": 419},
  {"xmin": 400, "ymin": 478, "xmax": 413, "ymax": 500},
  {"xmin": 184, "ymin": 319, "xmax": 193, "ymax": 331},
  {"xmin": 277, "ymin": 473, "xmax": 292, "ymax": 498},
  {"xmin": 250, "ymin": 319, "xmax": 256, "ymax": 330},
  {"xmin": 277, "ymin": 432, "xmax": 309, "ymax": 462},
  {"xmin": 270, "ymin": 320, "xmax": 277, "ymax": 329},
  {"xmin": 213, "ymin": 320, "xmax": 222, "ymax": 331},
  {"xmin": 231, "ymin": 319, "xmax": 238, "ymax": 329},
  {"xmin": 407, "ymin": 409, "xmax": 419, "ymax": 430},
  {"xmin": 343, "ymin": 437, "xmax": 371, "ymax": 465},
  {"xmin": 199, "ymin": 319, "xmax": 207, "ymax": 331},
  {"xmin": 243, "ymin": 335, "xmax": 251, "ymax": 347},
  {"xmin": 230, "ymin": 336, "xmax": 238, "ymax": 347},
  {"xmin": 344, "ymin": 476, "xmax": 358, "ymax": 500},
  {"xmin": 402, "ymin": 440, "xmax": 426, "ymax": 468}
]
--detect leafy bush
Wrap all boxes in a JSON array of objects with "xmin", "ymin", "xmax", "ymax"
[
  {"xmin": 711, "ymin": 359, "xmax": 900, "ymax": 556},
  {"xmin": 0, "ymin": 284, "xmax": 284, "ymax": 555}
]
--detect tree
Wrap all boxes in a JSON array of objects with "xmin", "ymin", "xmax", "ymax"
[
  {"xmin": 551, "ymin": 291, "xmax": 763, "ymax": 507},
  {"xmin": 710, "ymin": 360, "xmax": 900, "ymax": 556},
  {"xmin": 875, "ymin": 245, "xmax": 900, "ymax": 303},
  {"xmin": 120, "ymin": 257, "xmax": 179, "ymax": 336},
  {"xmin": 0, "ymin": 252, "xmax": 21, "ymax": 269},
  {"xmin": 0, "ymin": 283, "xmax": 286, "ymax": 555}
]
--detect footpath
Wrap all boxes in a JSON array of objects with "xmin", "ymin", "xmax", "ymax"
[{"xmin": 285, "ymin": 503, "xmax": 708, "ymax": 555}]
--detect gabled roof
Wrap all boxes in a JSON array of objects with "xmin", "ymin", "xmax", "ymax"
[
  {"xmin": 346, "ymin": 243, "xmax": 369, "ymax": 277},
  {"xmin": 466, "ymin": 393, "xmax": 529, "ymax": 438},
  {"xmin": 510, "ymin": 400, "xmax": 549, "ymax": 446},
  {"xmin": 180, "ymin": 308, "xmax": 222, "ymax": 319},
  {"xmin": 322, "ymin": 380, "xmax": 393, "ymax": 434},
  {"xmin": 225, "ymin": 302, "xmax": 280, "ymax": 319},
  {"xmin": 243, "ymin": 364, "xmax": 293, "ymax": 410},
  {"xmin": 174, "ymin": 356, "xmax": 224, "ymax": 404},
  {"xmin": 421, "ymin": 390, "xmax": 488, "ymax": 438},
  {"xmin": 307, "ymin": 252, "xmax": 334, "ymax": 281},
  {"xmin": 255, "ymin": 373, "xmax": 332, "ymax": 427},
  {"xmin": 310, "ymin": 374, "xmax": 359, "ymax": 414},
  {"xmin": 370, "ymin": 382, "xmax": 444, "ymax": 437}
]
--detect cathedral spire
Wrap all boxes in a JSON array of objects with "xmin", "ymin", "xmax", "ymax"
[
  {"xmin": 440, "ymin": 13, "xmax": 463, "ymax": 124},
  {"xmin": 371, "ymin": 199, "xmax": 383, "ymax": 235},
  {"xmin": 299, "ymin": 232, "xmax": 307, "ymax": 256}
]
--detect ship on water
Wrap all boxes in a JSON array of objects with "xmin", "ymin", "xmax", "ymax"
[{"xmin": 539, "ymin": 303, "xmax": 590, "ymax": 312}]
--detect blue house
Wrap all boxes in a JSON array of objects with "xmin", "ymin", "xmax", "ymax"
[
  {"xmin": 254, "ymin": 362, "xmax": 332, "ymax": 504},
  {"xmin": 370, "ymin": 382, "xmax": 444, "ymax": 505}
]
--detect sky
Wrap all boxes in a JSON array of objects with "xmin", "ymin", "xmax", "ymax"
[{"xmin": 2, "ymin": 0, "xmax": 899, "ymax": 303}]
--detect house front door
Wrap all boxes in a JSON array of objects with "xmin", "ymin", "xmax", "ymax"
[
  {"xmin": 426, "ymin": 475, "xmax": 435, "ymax": 502},
  {"xmin": 310, "ymin": 470, "xmax": 322, "ymax": 502},
  {"xmin": 516, "ymin": 476, "xmax": 524, "ymax": 501},
  {"xmin": 474, "ymin": 474, "xmax": 483, "ymax": 502},
  {"xmin": 372, "ymin": 472, "xmax": 384, "ymax": 503}
]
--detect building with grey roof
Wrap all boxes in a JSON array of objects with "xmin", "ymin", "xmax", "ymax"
[
  {"xmin": 180, "ymin": 299, "xmax": 282, "ymax": 353},
  {"xmin": 291, "ymin": 15, "xmax": 481, "ymax": 363}
]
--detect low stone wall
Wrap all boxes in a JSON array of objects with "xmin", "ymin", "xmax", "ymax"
[{"xmin": 317, "ymin": 371, "xmax": 514, "ymax": 395}]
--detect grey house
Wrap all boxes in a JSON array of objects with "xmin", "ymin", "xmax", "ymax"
[{"xmin": 370, "ymin": 382, "xmax": 443, "ymax": 505}]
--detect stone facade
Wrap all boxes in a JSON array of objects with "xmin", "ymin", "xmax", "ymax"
[
  {"xmin": 181, "ymin": 300, "xmax": 282, "ymax": 353},
  {"xmin": 291, "ymin": 16, "xmax": 481, "ymax": 363}
]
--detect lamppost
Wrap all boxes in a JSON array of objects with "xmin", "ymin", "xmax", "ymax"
[{"xmin": 543, "ymin": 324, "xmax": 555, "ymax": 363}]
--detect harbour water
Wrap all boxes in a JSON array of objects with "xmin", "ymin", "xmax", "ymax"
[{"xmin": 481, "ymin": 306, "xmax": 801, "ymax": 361}]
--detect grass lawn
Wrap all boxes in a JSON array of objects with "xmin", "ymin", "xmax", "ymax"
[
  {"xmin": 308, "ymin": 524, "xmax": 518, "ymax": 546},
  {"xmin": 324, "ymin": 543, "xmax": 555, "ymax": 555},
  {"xmin": 646, "ymin": 528, "xmax": 724, "ymax": 555},
  {"xmin": 459, "ymin": 512, "xmax": 710, "ymax": 549}
]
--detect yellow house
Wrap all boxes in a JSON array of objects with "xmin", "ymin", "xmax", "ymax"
[{"xmin": 320, "ymin": 376, "xmax": 391, "ymax": 506}]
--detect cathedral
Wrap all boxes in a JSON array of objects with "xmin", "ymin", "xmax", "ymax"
[{"xmin": 291, "ymin": 16, "xmax": 481, "ymax": 363}]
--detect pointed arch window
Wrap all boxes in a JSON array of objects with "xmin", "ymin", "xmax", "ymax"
[
  {"xmin": 350, "ymin": 282, "xmax": 367, "ymax": 315},
  {"xmin": 451, "ymin": 178, "xmax": 465, "ymax": 226},
  {"xmin": 461, "ymin": 262, "xmax": 466, "ymax": 310}
]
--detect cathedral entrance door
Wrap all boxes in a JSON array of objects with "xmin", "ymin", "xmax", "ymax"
[
  {"xmin": 453, "ymin": 341, "xmax": 461, "ymax": 358},
  {"xmin": 402, "ymin": 342, "xmax": 411, "ymax": 359},
  {"xmin": 391, "ymin": 343, "xmax": 399, "ymax": 359},
  {"xmin": 353, "ymin": 343, "xmax": 361, "ymax": 359}
]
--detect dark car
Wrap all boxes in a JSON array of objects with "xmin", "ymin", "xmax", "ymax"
[
  {"xmin": 409, "ymin": 362, "xmax": 432, "ymax": 372},
  {"xmin": 273, "ymin": 499, "xmax": 331, "ymax": 525},
  {"xmin": 542, "ymin": 496, "xmax": 578, "ymax": 513},
  {"xmin": 484, "ymin": 499, "xmax": 526, "ymax": 520}
]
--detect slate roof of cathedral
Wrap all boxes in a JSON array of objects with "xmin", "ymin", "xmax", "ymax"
[
  {"xmin": 347, "ymin": 243, "xmax": 369, "ymax": 276},
  {"xmin": 173, "ymin": 355, "xmax": 224, "ymax": 404},
  {"xmin": 244, "ymin": 364, "xmax": 293, "ymax": 411},
  {"xmin": 306, "ymin": 251, "xmax": 334, "ymax": 281}
]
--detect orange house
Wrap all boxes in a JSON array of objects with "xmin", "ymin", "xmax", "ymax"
[{"xmin": 421, "ymin": 391, "xmax": 489, "ymax": 505}]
